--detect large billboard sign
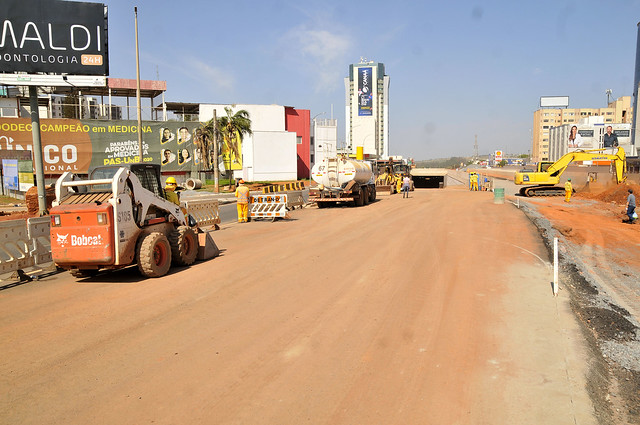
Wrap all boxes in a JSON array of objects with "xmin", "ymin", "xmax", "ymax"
[
  {"xmin": 0, "ymin": 118, "xmax": 205, "ymax": 174},
  {"xmin": 0, "ymin": 0, "xmax": 109, "ymax": 75},
  {"xmin": 540, "ymin": 96, "xmax": 569, "ymax": 108},
  {"xmin": 358, "ymin": 67, "xmax": 373, "ymax": 116}
]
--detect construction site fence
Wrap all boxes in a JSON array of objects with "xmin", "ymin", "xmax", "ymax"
[
  {"xmin": 0, "ymin": 217, "xmax": 52, "ymax": 275},
  {"xmin": 262, "ymin": 181, "xmax": 305, "ymax": 194}
]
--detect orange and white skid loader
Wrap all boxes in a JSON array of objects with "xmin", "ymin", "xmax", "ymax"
[{"xmin": 50, "ymin": 163, "xmax": 206, "ymax": 278}]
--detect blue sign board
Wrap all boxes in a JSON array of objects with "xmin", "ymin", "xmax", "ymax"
[
  {"xmin": 2, "ymin": 159, "xmax": 19, "ymax": 190},
  {"xmin": 358, "ymin": 67, "xmax": 373, "ymax": 116}
]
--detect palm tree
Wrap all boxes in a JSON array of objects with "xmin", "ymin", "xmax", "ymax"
[
  {"xmin": 199, "ymin": 106, "xmax": 252, "ymax": 192},
  {"xmin": 217, "ymin": 106, "xmax": 252, "ymax": 170}
]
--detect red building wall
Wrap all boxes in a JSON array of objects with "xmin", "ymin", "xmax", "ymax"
[{"xmin": 284, "ymin": 107, "xmax": 310, "ymax": 179}]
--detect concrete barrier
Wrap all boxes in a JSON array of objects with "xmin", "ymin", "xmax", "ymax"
[
  {"xmin": 283, "ymin": 190, "xmax": 304, "ymax": 209},
  {"xmin": 182, "ymin": 198, "xmax": 220, "ymax": 228},
  {"xmin": 0, "ymin": 217, "xmax": 53, "ymax": 275}
]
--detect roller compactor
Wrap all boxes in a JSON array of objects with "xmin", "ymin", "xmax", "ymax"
[{"xmin": 309, "ymin": 157, "xmax": 377, "ymax": 207}]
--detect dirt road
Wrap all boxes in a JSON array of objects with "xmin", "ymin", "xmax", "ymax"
[{"xmin": 1, "ymin": 187, "xmax": 597, "ymax": 424}]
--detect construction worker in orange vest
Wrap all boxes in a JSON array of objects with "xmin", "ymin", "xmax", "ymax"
[
  {"xmin": 564, "ymin": 178, "xmax": 572, "ymax": 203},
  {"xmin": 235, "ymin": 179, "xmax": 250, "ymax": 223}
]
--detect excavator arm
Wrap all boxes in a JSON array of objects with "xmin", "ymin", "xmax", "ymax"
[{"xmin": 514, "ymin": 147, "xmax": 626, "ymax": 196}]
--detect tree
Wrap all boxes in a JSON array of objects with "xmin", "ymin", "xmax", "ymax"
[
  {"xmin": 217, "ymin": 107, "xmax": 252, "ymax": 173},
  {"xmin": 199, "ymin": 107, "xmax": 252, "ymax": 191}
]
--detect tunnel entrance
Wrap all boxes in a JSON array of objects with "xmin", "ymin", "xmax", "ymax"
[
  {"xmin": 413, "ymin": 175, "xmax": 445, "ymax": 189},
  {"xmin": 410, "ymin": 169, "xmax": 448, "ymax": 189}
]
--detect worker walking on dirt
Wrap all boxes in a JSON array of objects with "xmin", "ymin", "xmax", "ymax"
[
  {"xmin": 401, "ymin": 175, "xmax": 411, "ymax": 198},
  {"xmin": 235, "ymin": 179, "xmax": 250, "ymax": 223},
  {"xmin": 164, "ymin": 177, "xmax": 180, "ymax": 206},
  {"xmin": 624, "ymin": 188, "xmax": 636, "ymax": 224},
  {"xmin": 564, "ymin": 178, "xmax": 572, "ymax": 203}
]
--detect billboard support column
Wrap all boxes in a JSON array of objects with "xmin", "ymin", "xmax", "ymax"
[{"xmin": 28, "ymin": 86, "xmax": 47, "ymax": 215}]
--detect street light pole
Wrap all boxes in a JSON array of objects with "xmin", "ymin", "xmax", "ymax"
[{"xmin": 134, "ymin": 7, "xmax": 143, "ymax": 162}]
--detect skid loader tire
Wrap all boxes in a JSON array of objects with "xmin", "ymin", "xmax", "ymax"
[
  {"xmin": 137, "ymin": 232, "xmax": 172, "ymax": 278},
  {"xmin": 169, "ymin": 226, "xmax": 198, "ymax": 266}
]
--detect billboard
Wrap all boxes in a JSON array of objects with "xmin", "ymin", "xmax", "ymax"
[
  {"xmin": 358, "ymin": 67, "xmax": 373, "ymax": 116},
  {"xmin": 494, "ymin": 150, "xmax": 503, "ymax": 161},
  {"xmin": 0, "ymin": 0, "xmax": 109, "ymax": 75},
  {"xmin": 540, "ymin": 96, "xmax": 569, "ymax": 108},
  {"xmin": 0, "ymin": 118, "xmax": 207, "ymax": 174}
]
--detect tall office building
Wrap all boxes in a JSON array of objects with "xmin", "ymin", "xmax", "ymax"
[
  {"xmin": 344, "ymin": 59, "xmax": 389, "ymax": 158},
  {"xmin": 532, "ymin": 96, "xmax": 632, "ymax": 161}
]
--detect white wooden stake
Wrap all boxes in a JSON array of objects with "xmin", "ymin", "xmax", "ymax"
[{"xmin": 553, "ymin": 237, "xmax": 559, "ymax": 296}]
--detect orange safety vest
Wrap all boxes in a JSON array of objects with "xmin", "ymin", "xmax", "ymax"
[{"xmin": 235, "ymin": 185, "xmax": 250, "ymax": 204}]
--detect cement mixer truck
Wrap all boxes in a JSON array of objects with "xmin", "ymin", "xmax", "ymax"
[{"xmin": 309, "ymin": 156, "xmax": 377, "ymax": 207}]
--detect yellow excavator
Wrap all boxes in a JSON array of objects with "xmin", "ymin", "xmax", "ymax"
[{"xmin": 514, "ymin": 147, "xmax": 627, "ymax": 197}]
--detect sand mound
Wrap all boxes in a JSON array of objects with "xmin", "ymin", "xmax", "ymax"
[{"xmin": 576, "ymin": 182, "xmax": 640, "ymax": 205}]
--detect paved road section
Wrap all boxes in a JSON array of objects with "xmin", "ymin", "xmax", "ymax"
[{"xmin": 1, "ymin": 187, "xmax": 596, "ymax": 424}]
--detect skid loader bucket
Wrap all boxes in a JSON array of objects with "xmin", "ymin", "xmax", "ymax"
[{"xmin": 197, "ymin": 229, "xmax": 220, "ymax": 260}]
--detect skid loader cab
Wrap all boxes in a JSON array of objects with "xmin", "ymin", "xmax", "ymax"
[{"xmin": 89, "ymin": 163, "xmax": 166, "ymax": 199}]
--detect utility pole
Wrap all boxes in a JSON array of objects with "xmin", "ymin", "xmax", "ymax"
[
  {"xmin": 134, "ymin": 7, "xmax": 143, "ymax": 162},
  {"xmin": 474, "ymin": 134, "xmax": 478, "ymax": 159},
  {"xmin": 213, "ymin": 109, "xmax": 219, "ymax": 193},
  {"xmin": 29, "ymin": 86, "xmax": 47, "ymax": 215}
]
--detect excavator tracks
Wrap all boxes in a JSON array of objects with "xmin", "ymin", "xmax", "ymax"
[{"xmin": 519, "ymin": 186, "xmax": 566, "ymax": 197}]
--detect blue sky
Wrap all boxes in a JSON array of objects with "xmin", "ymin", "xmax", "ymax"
[{"xmin": 103, "ymin": 0, "xmax": 640, "ymax": 160}]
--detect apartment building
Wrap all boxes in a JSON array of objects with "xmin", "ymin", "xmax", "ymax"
[{"xmin": 532, "ymin": 96, "xmax": 632, "ymax": 161}]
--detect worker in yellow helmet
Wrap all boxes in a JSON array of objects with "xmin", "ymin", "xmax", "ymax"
[
  {"xmin": 470, "ymin": 173, "xmax": 479, "ymax": 191},
  {"xmin": 164, "ymin": 176, "xmax": 180, "ymax": 205},
  {"xmin": 235, "ymin": 179, "xmax": 250, "ymax": 223},
  {"xmin": 564, "ymin": 178, "xmax": 572, "ymax": 203}
]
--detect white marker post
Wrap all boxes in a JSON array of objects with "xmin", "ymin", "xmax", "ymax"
[{"xmin": 553, "ymin": 237, "xmax": 559, "ymax": 296}]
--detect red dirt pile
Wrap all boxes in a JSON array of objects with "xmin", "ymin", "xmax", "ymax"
[{"xmin": 575, "ymin": 182, "xmax": 640, "ymax": 205}]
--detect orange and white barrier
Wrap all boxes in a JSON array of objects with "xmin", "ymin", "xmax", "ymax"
[{"xmin": 250, "ymin": 194, "xmax": 290, "ymax": 219}]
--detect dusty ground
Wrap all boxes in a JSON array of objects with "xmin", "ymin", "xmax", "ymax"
[
  {"xmin": 0, "ymin": 186, "xmax": 601, "ymax": 424},
  {"xmin": 513, "ymin": 181, "xmax": 640, "ymax": 424}
]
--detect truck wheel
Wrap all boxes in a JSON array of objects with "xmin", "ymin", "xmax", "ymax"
[
  {"xmin": 354, "ymin": 189, "xmax": 364, "ymax": 207},
  {"xmin": 369, "ymin": 186, "xmax": 377, "ymax": 202},
  {"xmin": 169, "ymin": 226, "xmax": 198, "ymax": 266},
  {"xmin": 317, "ymin": 201, "xmax": 328, "ymax": 209},
  {"xmin": 137, "ymin": 232, "xmax": 172, "ymax": 278},
  {"xmin": 362, "ymin": 186, "xmax": 369, "ymax": 205}
]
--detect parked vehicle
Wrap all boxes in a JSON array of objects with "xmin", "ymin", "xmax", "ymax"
[{"xmin": 309, "ymin": 156, "xmax": 376, "ymax": 207}]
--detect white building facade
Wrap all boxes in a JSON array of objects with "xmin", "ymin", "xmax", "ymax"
[
  {"xmin": 344, "ymin": 60, "xmax": 389, "ymax": 158},
  {"xmin": 199, "ymin": 104, "xmax": 298, "ymax": 181},
  {"xmin": 312, "ymin": 118, "xmax": 337, "ymax": 167}
]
